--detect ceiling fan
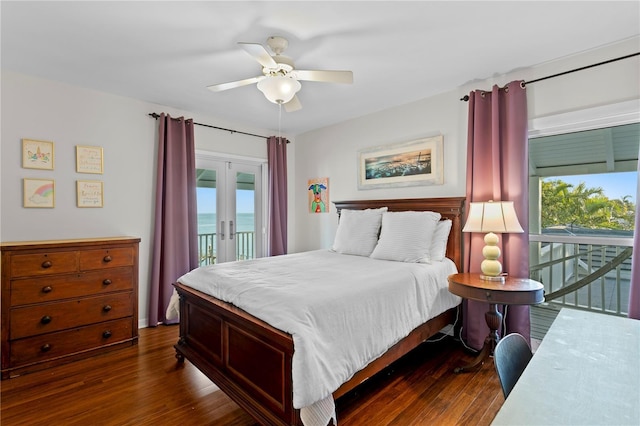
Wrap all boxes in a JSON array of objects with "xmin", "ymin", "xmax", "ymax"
[{"xmin": 207, "ymin": 36, "xmax": 353, "ymax": 112}]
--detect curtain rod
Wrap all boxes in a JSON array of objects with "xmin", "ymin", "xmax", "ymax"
[
  {"xmin": 148, "ymin": 112, "xmax": 269, "ymax": 139},
  {"xmin": 460, "ymin": 51, "xmax": 640, "ymax": 101}
]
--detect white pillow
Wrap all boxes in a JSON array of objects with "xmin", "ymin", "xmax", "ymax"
[
  {"xmin": 331, "ymin": 207, "xmax": 387, "ymax": 256},
  {"xmin": 370, "ymin": 211, "xmax": 441, "ymax": 263},
  {"xmin": 430, "ymin": 219, "xmax": 452, "ymax": 262}
]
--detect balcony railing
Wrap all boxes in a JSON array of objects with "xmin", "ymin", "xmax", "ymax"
[
  {"xmin": 529, "ymin": 234, "xmax": 633, "ymax": 317},
  {"xmin": 197, "ymin": 231, "xmax": 255, "ymax": 265}
]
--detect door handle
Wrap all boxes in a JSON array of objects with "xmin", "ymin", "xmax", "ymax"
[
  {"xmin": 229, "ymin": 220, "xmax": 234, "ymax": 240},
  {"xmin": 220, "ymin": 221, "xmax": 225, "ymax": 240}
]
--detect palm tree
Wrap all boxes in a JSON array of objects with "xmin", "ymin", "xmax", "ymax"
[{"xmin": 541, "ymin": 179, "xmax": 635, "ymax": 231}]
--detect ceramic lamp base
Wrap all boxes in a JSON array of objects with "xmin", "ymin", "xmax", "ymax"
[{"xmin": 481, "ymin": 232, "xmax": 504, "ymax": 280}]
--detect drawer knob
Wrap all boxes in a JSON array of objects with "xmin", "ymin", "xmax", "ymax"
[
  {"xmin": 41, "ymin": 343, "xmax": 52, "ymax": 352},
  {"xmin": 41, "ymin": 260, "xmax": 53, "ymax": 269},
  {"xmin": 40, "ymin": 315, "xmax": 52, "ymax": 324},
  {"xmin": 103, "ymin": 255, "xmax": 112, "ymax": 263},
  {"xmin": 103, "ymin": 305, "xmax": 112, "ymax": 312},
  {"xmin": 42, "ymin": 286, "xmax": 53, "ymax": 293},
  {"xmin": 103, "ymin": 279, "xmax": 112, "ymax": 286},
  {"xmin": 102, "ymin": 330, "xmax": 112, "ymax": 339}
]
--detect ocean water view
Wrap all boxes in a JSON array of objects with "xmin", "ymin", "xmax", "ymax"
[{"xmin": 197, "ymin": 213, "xmax": 255, "ymax": 235}]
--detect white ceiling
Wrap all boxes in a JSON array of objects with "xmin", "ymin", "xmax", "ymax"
[{"xmin": 2, "ymin": 1, "xmax": 639, "ymax": 136}]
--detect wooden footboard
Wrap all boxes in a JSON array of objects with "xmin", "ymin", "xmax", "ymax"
[{"xmin": 174, "ymin": 282, "xmax": 298, "ymax": 425}]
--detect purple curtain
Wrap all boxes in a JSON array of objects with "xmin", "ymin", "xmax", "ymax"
[
  {"xmin": 463, "ymin": 81, "xmax": 531, "ymax": 349},
  {"xmin": 149, "ymin": 113, "xmax": 199, "ymax": 326},
  {"xmin": 629, "ymin": 143, "xmax": 640, "ymax": 319},
  {"xmin": 267, "ymin": 136, "xmax": 288, "ymax": 256}
]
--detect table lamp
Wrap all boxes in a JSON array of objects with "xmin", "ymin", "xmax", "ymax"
[{"xmin": 463, "ymin": 200, "xmax": 524, "ymax": 282}]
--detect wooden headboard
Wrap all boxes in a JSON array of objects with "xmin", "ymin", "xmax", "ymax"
[{"xmin": 333, "ymin": 197, "xmax": 465, "ymax": 272}]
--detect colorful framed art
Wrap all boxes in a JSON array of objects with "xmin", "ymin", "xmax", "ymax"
[
  {"xmin": 23, "ymin": 178, "xmax": 55, "ymax": 208},
  {"xmin": 22, "ymin": 139, "xmax": 54, "ymax": 170}
]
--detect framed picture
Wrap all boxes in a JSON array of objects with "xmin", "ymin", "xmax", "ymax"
[
  {"xmin": 308, "ymin": 177, "xmax": 329, "ymax": 213},
  {"xmin": 22, "ymin": 139, "xmax": 54, "ymax": 170},
  {"xmin": 76, "ymin": 145, "xmax": 103, "ymax": 174},
  {"xmin": 358, "ymin": 135, "xmax": 444, "ymax": 189},
  {"xmin": 23, "ymin": 178, "xmax": 55, "ymax": 208},
  {"xmin": 77, "ymin": 180, "xmax": 104, "ymax": 208}
]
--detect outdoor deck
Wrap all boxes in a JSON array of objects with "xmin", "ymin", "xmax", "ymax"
[{"xmin": 529, "ymin": 231, "xmax": 632, "ymax": 339}]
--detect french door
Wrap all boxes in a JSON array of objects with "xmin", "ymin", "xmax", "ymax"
[{"xmin": 195, "ymin": 153, "xmax": 265, "ymax": 264}]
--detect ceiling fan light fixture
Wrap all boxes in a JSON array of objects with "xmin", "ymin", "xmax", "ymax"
[{"xmin": 257, "ymin": 76, "xmax": 301, "ymax": 104}]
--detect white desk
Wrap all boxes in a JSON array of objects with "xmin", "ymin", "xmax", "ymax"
[{"xmin": 492, "ymin": 308, "xmax": 640, "ymax": 426}]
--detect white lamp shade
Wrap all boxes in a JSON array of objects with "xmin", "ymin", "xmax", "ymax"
[
  {"xmin": 257, "ymin": 76, "xmax": 301, "ymax": 104},
  {"xmin": 463, "ymin": 201, "xmax": 524, "ymax": 234}
]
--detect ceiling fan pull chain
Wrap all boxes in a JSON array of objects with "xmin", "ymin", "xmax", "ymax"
[{"xmin": 278, "ymin": 102, "xmax": 282, "ymax": 141}]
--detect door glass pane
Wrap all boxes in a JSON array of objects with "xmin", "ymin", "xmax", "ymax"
[
  {"xmin": 236, "ymin": 172, "xmax": 255, "ymax": 260},
  {"xmin": 196, "ymin": 168, "xmax": 217, "ymax": 265}
]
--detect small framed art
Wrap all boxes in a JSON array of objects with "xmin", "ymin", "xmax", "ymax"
[
  {"xmin": 23, "ymin": 178, "xmax": 55, "ymax": 208},
  {"xmin": 308, "ymin": 177, "xmax": 329, "ymax": 213},
  {"xmin": 77, "ymin": 180, "xmax": 104, "ymax": 208},
  {"xmin": 76, "ymin": 145, "xmax": 104, "ymax": 174},
  {"xmin": 22, "ymin": 139, "xmax": 54, "ymax": 170}
]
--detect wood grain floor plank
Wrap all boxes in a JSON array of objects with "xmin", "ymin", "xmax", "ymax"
[{"xmin": 1, "ymin": 325, "xmax": 503, "ymax": 425}]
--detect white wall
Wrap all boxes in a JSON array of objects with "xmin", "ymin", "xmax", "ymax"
[
  {"xmin": 0, "ymin": 71, "xmax": 283, "ymax": 327},
  {"xmin": 293, "ymin": 91, "xmax": 467, "ymax": 252},
  {"xmin": 292, "ymin": 37, "xmax": 640, "ymax": 253}
]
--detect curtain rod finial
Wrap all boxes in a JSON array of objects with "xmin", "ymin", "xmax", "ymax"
[{"xmin": 460, "ymin": 95, "xmax": 470, "ymax": 102}]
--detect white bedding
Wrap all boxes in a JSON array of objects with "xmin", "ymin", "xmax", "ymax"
[{"xmin": 177, "ymin": 249, "xmax": 460, "ymax": 424}]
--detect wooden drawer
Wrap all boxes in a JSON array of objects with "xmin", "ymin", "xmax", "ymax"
[
  {"xmin": 10, "ymin": 317, "xmax": 133, "ymax": 366},
  {"xmin": 79, "ymin": 247, "xmax": 134, "ymax": 271},
  {"xmin": 11, "ymin": 292, "xmax": 133, "ymax": 339},
  {"xmin": 10, "ymin": 267, "xmax": 134, "ymax": 306},
  {"xmin": 9, "ymin": 252, "xmax": 78, "ymax": 278}
]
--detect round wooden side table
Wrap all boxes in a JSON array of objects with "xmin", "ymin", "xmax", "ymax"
[{"xmin": 448, "ymin": 272, "xmax": 544, "ymax": 373}]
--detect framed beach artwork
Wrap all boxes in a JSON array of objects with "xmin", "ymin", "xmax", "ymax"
[
  {"xmin": 77, "ymin": 180, "xmax": 104, "ymax": 208},
  {"xmin": 308, "ymin": 177, "xmax": 329, "ymax": 213},
  {"xmin": 22, "ymin": 139, "xmax": 54, "ymax": 170},
  {"xmin": 358, "ymin": 135, "xmax": 444, "ymax": 189},
  {"xmin": 76, "ymin": 145, "xmax": 104, "ymax": 174},
  {"xmin": 23, "ymin": 178, "xmax": 55, "ymax": 208}
]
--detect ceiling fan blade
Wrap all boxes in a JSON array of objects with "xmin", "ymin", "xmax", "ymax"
[
  {"xmin": 292, "ymin": 70, "xmax": 353, "ymax": 84},
  {"xmin": 284, "ymin": 95, "xmax": 302, "ymax": 112},
  {"xmin": 207, "ymin": 76, "xmax": 263, "ymax": 92},
  {"xmin": 238, "ymin": 42, "xmax": 277, "ymax": 69}
]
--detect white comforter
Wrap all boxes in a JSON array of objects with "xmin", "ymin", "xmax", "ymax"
[{"xmin": 177, "ymin": 250, "xmax": 460, "ymax": 422}]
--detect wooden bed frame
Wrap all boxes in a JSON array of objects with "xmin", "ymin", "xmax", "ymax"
[{"xmin": 173, "ymin": 197, "xmax": 465, "ymax": 426}]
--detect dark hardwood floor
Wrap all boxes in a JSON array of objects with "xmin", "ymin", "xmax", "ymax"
[{"xmin": 1, "ymin": 325, "xmax": 503, "ymax": 425}]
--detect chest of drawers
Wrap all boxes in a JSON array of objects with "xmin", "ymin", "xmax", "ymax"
[{"xmin": 1, "ymin": 237, "xmax": 140, "ymax": 379}]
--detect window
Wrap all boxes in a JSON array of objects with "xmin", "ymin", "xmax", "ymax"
[
  {"xmin": 528, "ymin": 119, "xmax": 638, "ymax": 319},
  {"xmin": 530, "ymin": 123, "xmax": 638, "ymax": 236}
]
